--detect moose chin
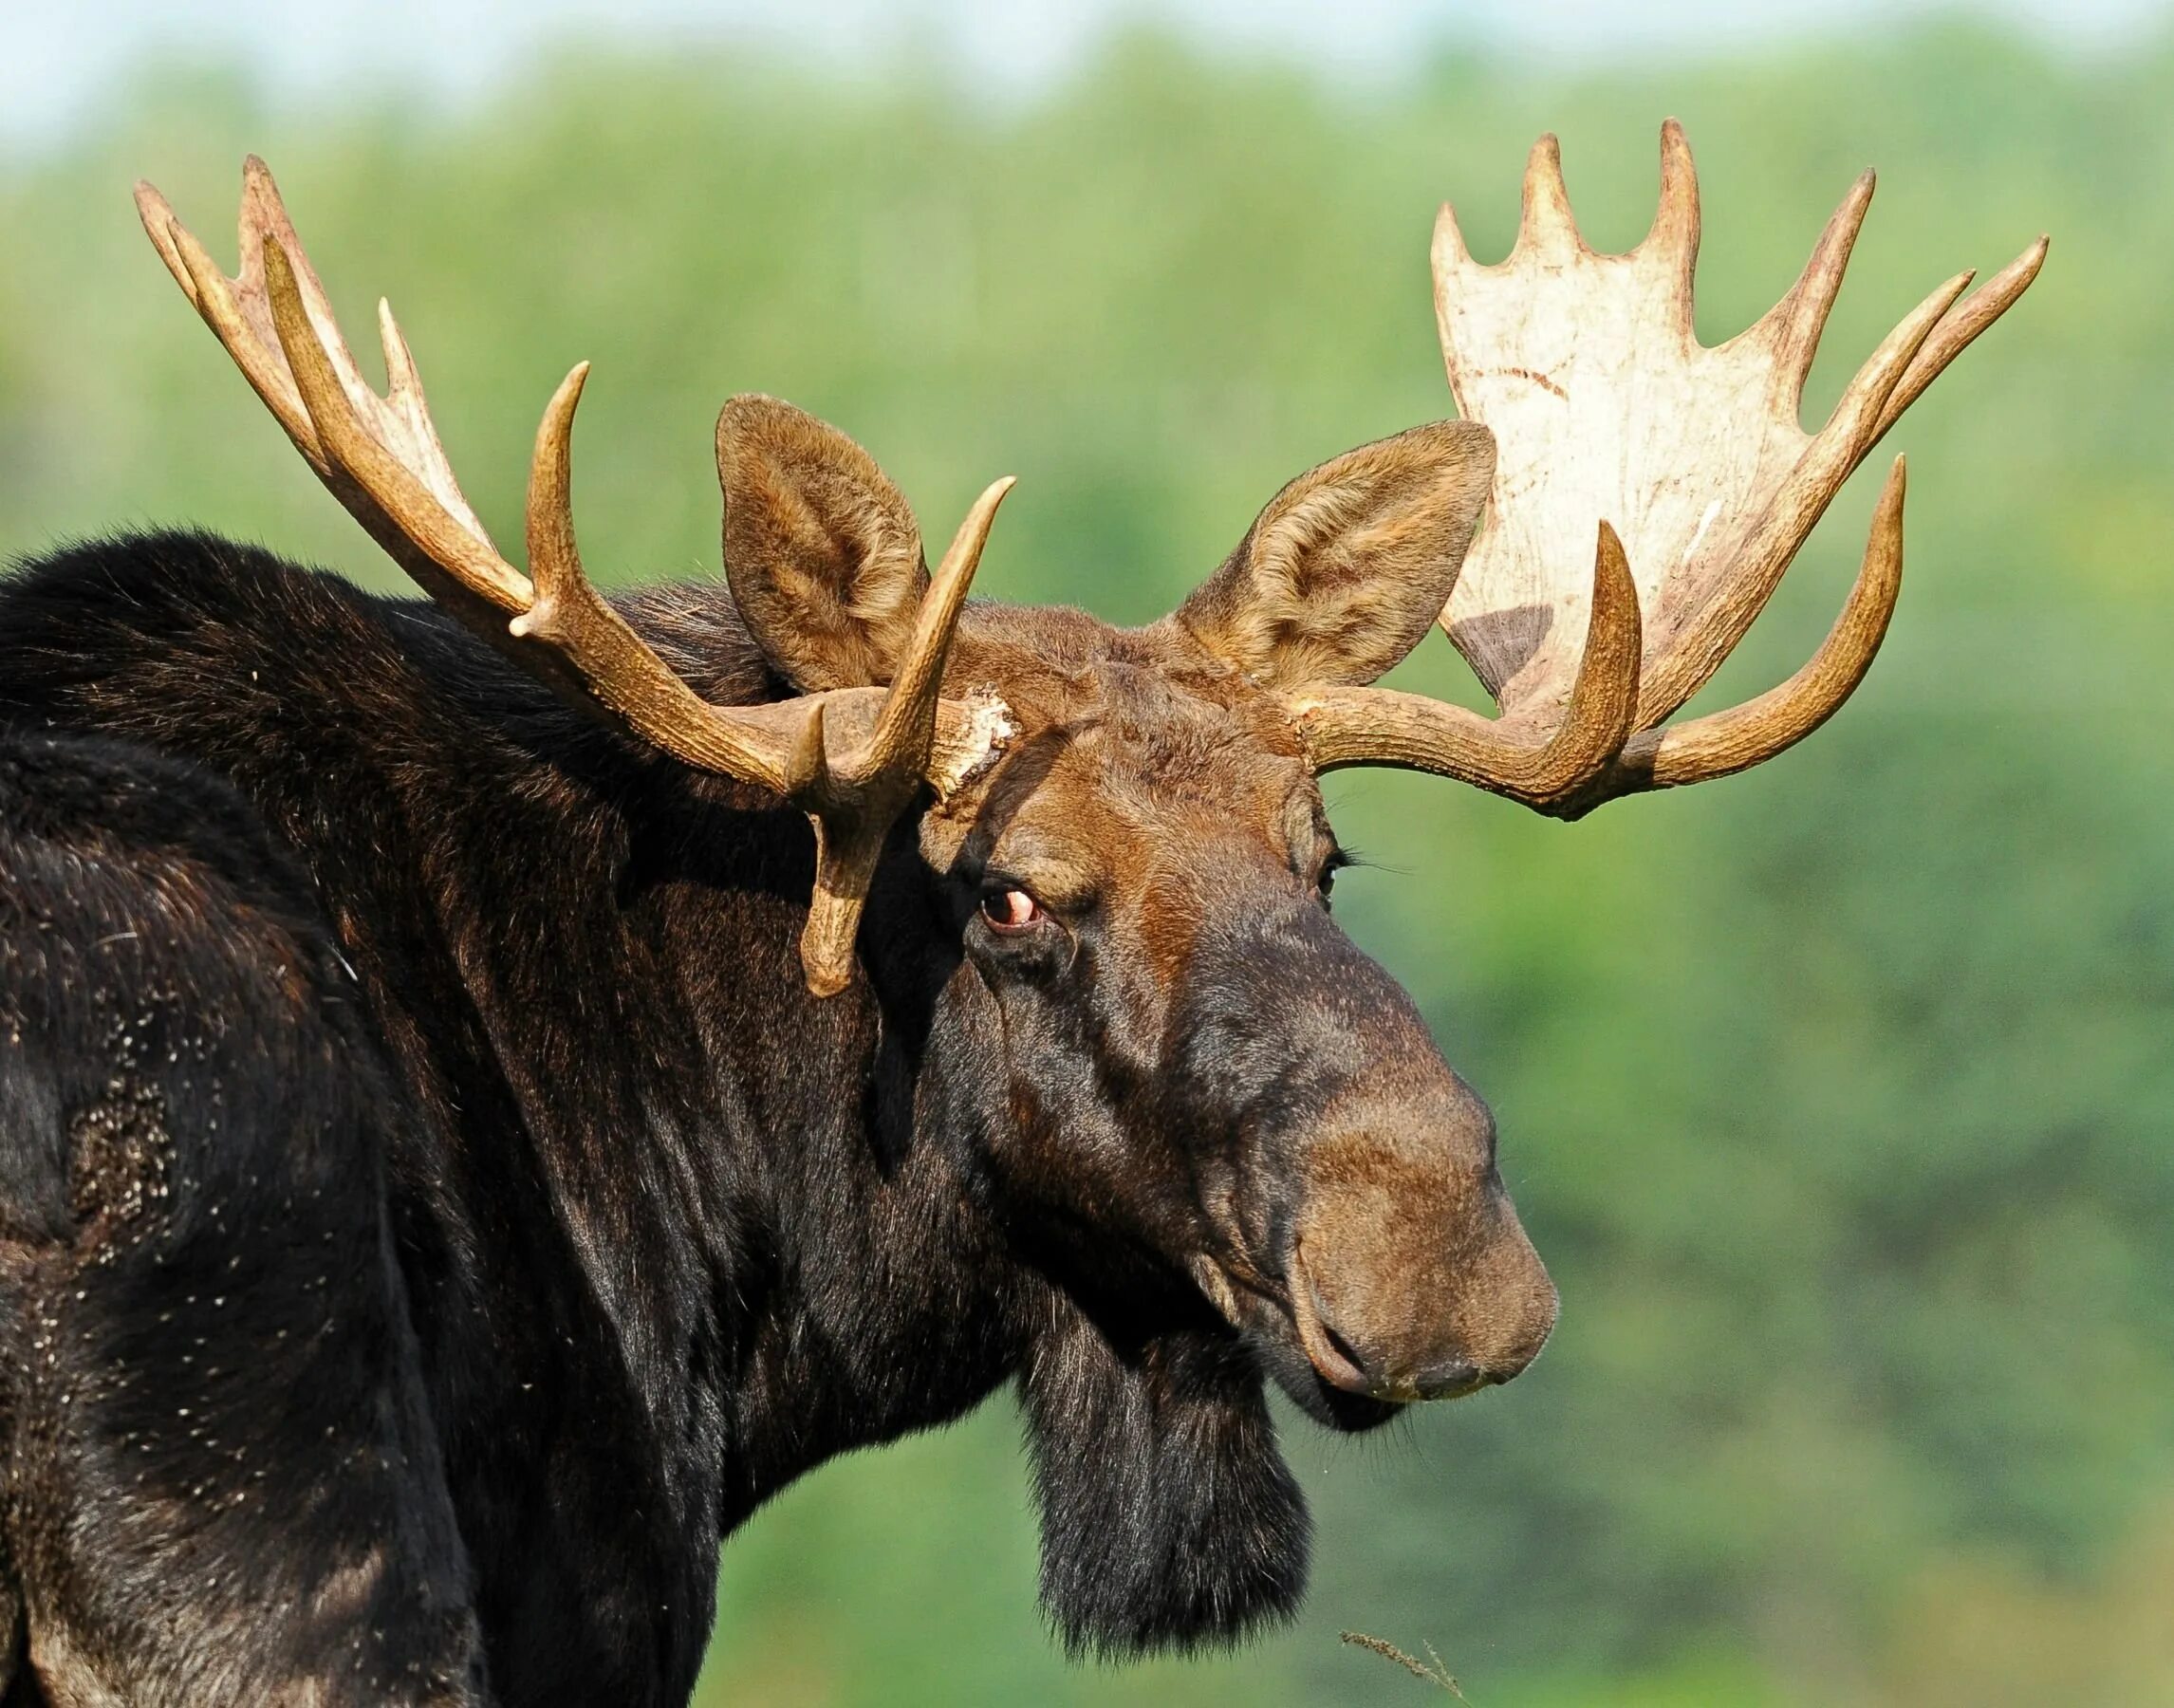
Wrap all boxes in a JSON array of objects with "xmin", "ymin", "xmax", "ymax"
[{"xmin": 0, "ymin": 123, "xmax": 2038, "ymax": 1704}]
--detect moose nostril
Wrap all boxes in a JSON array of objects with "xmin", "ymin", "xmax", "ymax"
[
  {"xmin": 1286, "ymin": 1253, "xmax": 1374, "ymax": 1395},
  {"xmin": 1317, "ymin": 1318, "xmax": 1371, "ymax": 1383},
  {"xmin": 1409, "ymin": 1357, "xmax": 1482, "ymax": 1401}
]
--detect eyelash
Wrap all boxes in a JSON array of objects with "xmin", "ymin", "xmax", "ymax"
[{"xmin": 1318, "ymin": 848, "xmax": 1353, "ymax": 905}]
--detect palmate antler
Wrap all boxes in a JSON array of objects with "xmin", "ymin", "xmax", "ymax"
[
  {"xmin": 1291, "ymin": 121, "xmax": 2046, "ymax": 816},
  {"xmin": 136, "ymin": 159, "xmax": 1014, "ymax": 997}
]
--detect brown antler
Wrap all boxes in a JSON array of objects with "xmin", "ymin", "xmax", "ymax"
[
  {"xmin": 1292, "ymin": 121, "xmax": 2045, "ymax": 816},
  {"xmin": 136, "ymin": 158, "xmax": 1014, "ymax": 996}
]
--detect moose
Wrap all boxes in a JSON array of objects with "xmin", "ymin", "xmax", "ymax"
[{"xmin": 0, "ymin": 123, "xmax": 2038, "ymax": 1703}]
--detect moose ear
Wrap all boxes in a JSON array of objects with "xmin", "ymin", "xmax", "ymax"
[
  {"xmin": 716, "ymin": 395, "xmax": 929, "ymax": 692},
  {"xmin": 1168, "ymin": 419, "xmax": 1496, "ymax": 688}
]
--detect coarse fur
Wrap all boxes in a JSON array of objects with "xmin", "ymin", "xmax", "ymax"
[
  {"xmin": 0, "ymin": 729, "xmax": 480, "ymax": 1703},
  {"xmin": 0, "ymin": 410, "xmax": 1554, "ymax": 1703}
]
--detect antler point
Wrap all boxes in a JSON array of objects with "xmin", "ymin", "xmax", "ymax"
[{"xmin": 804, "ymin": 960, "xmax": 851, "ymax": 1000}]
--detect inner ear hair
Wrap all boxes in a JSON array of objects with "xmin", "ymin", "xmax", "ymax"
[
  {"xmin": 716, "ymin": 393, "xmax": 930, "ymax": 693},
  {"xmin": 1168, "ymin": 419, "xmax": 1496, "ymax": 690}
]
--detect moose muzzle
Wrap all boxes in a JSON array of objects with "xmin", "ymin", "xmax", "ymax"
[
  {"xmin": 1289, "ymin": 1110, "xmax": 1556, "ymax": 1403},
  {"xmin": 1179, "ymin": 899, "xmax": 1557, "ymax": 1417}
]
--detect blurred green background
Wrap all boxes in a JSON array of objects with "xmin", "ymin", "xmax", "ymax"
[{"xmin": 3, "ymin": 11, "xmax": 2170, "ymax": 1705}]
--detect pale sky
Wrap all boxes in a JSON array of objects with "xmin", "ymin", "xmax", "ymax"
[{"xmin": 3, "ymin": 0, "xmax": 2167, "ymax": 147}]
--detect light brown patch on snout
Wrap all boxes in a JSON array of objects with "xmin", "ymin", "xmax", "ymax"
[{"xmin": 1292, "ymin": 1105, "xmax": 1556, "ymax": 1404}]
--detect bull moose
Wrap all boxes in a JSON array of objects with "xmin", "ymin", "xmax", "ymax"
[{"xmin": 0, "ymin": 124, "xmax": 2039, "ymax": 1703}]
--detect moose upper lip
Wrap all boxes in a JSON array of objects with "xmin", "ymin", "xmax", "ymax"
[
  {"xmin": 1193, "ymin": 1249, "xmax": 1434, "ymax": 1404},
  {"xmin": 1197, "ymin": 1247, "xmax": 1496, "ymax": 1405},
  {"xmin": 1284, "ymin": 1244, "xmax": 1375, "ymax": 1397}
]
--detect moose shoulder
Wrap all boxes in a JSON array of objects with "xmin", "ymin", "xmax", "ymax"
[{"xmin": 0, "ymin": 128, "xmax": 2039, "ymax": 1706}]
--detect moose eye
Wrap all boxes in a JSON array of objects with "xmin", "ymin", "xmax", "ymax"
[
  {"xmin": 1316, "ymin": 846, "xmax": 1352, "ymax": 910},
  {"xmin": 980, "ymin": 888, "xmax": 1044, "ymax": 933}
]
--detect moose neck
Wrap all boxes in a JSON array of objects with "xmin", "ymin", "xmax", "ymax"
[
  {"xmin": 379, "ymin": 583, "xmax": 1036, "ymax": 1536},
  {"xmin": 603, "ymin": 584, "xmax": 1032, "ymax": 1513}
]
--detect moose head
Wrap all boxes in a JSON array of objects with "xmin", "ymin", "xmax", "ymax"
[{"xmin": 133, "ymin": 123, "xmax": 2041, "ymax": 1653}]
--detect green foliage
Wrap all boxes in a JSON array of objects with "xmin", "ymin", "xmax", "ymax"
[{"xmin": 3, "ymin": 19, "xmax": 2168, "ymax": 1705}]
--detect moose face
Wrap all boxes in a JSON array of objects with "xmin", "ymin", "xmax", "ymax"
[
  {"xmin": 920, "ymin": 622, "xmax": 1556, "ymax": 1433},
  {"xmin": 717, "ymin": 394, "xmax": 1556, "ymax": 1444}
]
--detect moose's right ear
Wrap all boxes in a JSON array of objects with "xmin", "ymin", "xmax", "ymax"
[
  {"xmin": 716, "ymin": 395, "xmax": 929, "ymax": 693},
  {"xmin": 1165, "ymin": 420, "xmax": 1496, "ymax": 690}
]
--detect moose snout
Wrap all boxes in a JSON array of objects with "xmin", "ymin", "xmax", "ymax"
[{"xmin": 1288, "ymin": 1127, "xmax": 1558, "ymax": 1405}]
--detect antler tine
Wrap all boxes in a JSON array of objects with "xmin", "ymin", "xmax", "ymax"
[
  {"xmin": 1291, "ymin": 524, "xmax": 1642, "ymax": 809},
  {"xmin": 1750, "ymin": 167, "xmax": 1876, "ymax": 398},
  {"xmin": 1636, "ymin": 260, "xmax": 1970, "ymax": 728},
  {"xmin": 519, "ymin": 362, "xmax": 592, "ymax": 627},
  {"xmin": 1871, "ymin": 235, "xmax": 2049, "ymax": 445},
  {"xmin": 1577, "ymin": 455, "xmax": 1905, "ymax": 813},
  {"xmin": 1514, "ymin": 134, "xmax": 1587, "ymax": 260},
  {"xmin": 1503, "ymin": 522, "xmax": 1644, "ymax": 798},
  {"xmin": 863, "ymin": 476, "xmax": 1015, "ymax": 784},
  {"xmin": 1812, "ymin": 266, "xmax": 1976, "ymax": 466},
  {"xmin": 793, "ymin": 475, "xmax": 1016, "ymax": 996},
  {"xmin": 1432, "ymin": 197, "xmax": 1475, "ymax": 270},
  {"xmin": 1636, "ymin": 119, "xmax": 1701, "ymax": 324},
  {"xmin": 137, "ymin": 179, "xmax": 321, "ymax": 476}
]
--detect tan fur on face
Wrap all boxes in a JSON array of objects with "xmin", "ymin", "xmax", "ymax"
[
  {"xmin": 1162, "ymin": 420, "xmax": 1496, "ymax": 690},
  {"xmin": 715, "ymin": 395, "xmax": 929, "ymax": 692},
  {"xmin": 1300, "ymin": 1120, "xmax": 1556, "ymax": 1389},
  {"xmin": 922, "ymin": 605, "xmax": 1320, "ymax": 955}
]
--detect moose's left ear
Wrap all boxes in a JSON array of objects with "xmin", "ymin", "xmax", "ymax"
[
  {"xmin": 716, "ymin": 394, "xmax": 929, "ymax": 693},
  {"xmin": 1166, "ymin": 419, "xmax": 1496, "ymax": 688}
]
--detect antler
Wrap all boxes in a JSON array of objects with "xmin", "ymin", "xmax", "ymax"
[
  {"xmin": 1293, "ymin": 121, "xmax": 2045, "ymax": 816},
  {"xmin": 136, "ymin": 159, "xmax": 1014, "ymax": 996}
]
